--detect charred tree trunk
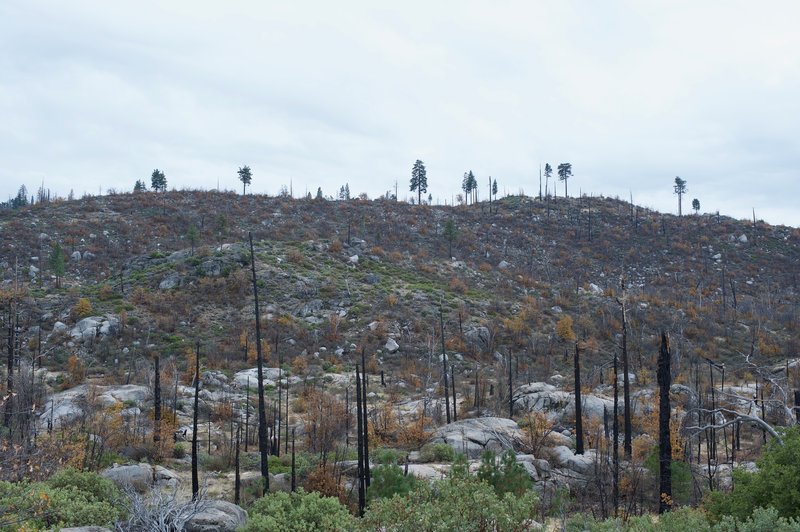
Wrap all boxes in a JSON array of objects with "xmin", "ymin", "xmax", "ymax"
[
  {"xmin": 657, "ymin": 332, "xmax": 672, "ymax": 514},
  {"xmin": 291, "ymin": 427, "xmax": 297, "ymax": 492},
  {"xmin": 4, "ymin": 309, "xmax": 15, "ymax": 431},
  {"xmin": 508, "ymin": 352, "xmax": 513, "ymax": 419},
  {"xmin": 451, "ymin": 366, "xmax": 457, "ymax": 422},
  {"xmin": 153, "ymin": 353, "xmax": 161, "ymax": 447},
  {"xmin": 248, "ymin": 232, "xmax": 270, "ymax": 493},
  {"xmin": 192, "ymin": 343, "xmax": 200, "ymax": 500},
  {"xmin": 275, "ymin": 332, "xmax": 281, "ymax": 457},
  {"xmin": 355, "ymin": 365, "xmax": 366, "ymax": 517},
  {"xmin": 361, "ymin": 350, "xmax": 371, "ymax": 488},
  {"xmin": 795, "ymin": 390, "xmax": 800, "ymax": 424},
  {"xmin": 234, "ymin": 424, "xmax": 241, "ymax": 505},
  {"xmin": 574, "ymin": 342, "xmax": 584, "ymax": 455},
  {"xmin": 285, "ymin": 384, "xmax": 289, "ymax": 455},
  {"xmin": 620, "ymin": 278, "xmax": 633, "ymax": 460},
  {"xmin": 613, "ymin": 346, "xmax": 620, "ymax": 517},
  {"xmin": 245, "ymin": 376, "xmax": 250, "ymax": 452},
  {"xmin": 440, "ymin": 307, "xmax": 451, "ymax": 424}
]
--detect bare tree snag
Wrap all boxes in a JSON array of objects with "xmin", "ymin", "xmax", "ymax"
[
  {"xmin": 440, "ymin": 306, "xmax": 450, "ymax": 424},
  {"xmin": 248, "ymin": 232, "xmax": 270, "ymax": 493},
  {"xmin": 192, "ymin": 342, "xmax": 200, "ymax": 501},
  {"xmin": 657, "ymin": 332, "xmax": 672, "ymax": 514},
  {"xmin": 574, "ymin": 342, "xmax": 584, "ymax": 455}
]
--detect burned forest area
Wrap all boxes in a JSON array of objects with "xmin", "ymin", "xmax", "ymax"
[{"xmin": 2, "ymin": 189, "xmax": 800, "ymax": 531}]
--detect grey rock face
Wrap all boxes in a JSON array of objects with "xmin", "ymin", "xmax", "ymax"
[
  {"xmin": 159, "ymin": 272, "xmax": 181, "ymax": 290},
  {"xmin": 429, "ymin": 417, "xmax": 523, "ymax": 459}
]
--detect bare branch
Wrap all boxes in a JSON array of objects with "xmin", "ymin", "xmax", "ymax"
[{"xmin": 684, "ymin": 407, "xmax": 783, "ymax": 445}]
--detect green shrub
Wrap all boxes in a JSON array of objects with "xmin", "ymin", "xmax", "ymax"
[
  {"xmin": 476, "ymin": 450, "xmax": 532, "ymax": 497},
  {"xmin": 242, "ymin": 488, "xmax": 354, "ymax": 531},
  {"xmin": 45, "ymin": 467, "xmax": 121, "ymax": 505},
  {"xmin": 643, "ymin": 447, "xmax": 692, "ymax": 505},
  {"xmin": 566, "ymin": 506, "xmax": 800, "ymax": 531},
  {"xmin": 715, "ymin": 507, "xmax": 800, "ymax": 532},
  {"xmin": 419, "ymin": 443, "xmax": 455, "ymax": 463},
  {"xmin": 372, "ymin": 447, "xmax": 405, "ymax": 465},
  {"xmin": 367, "ymin": 463, "xmax": 420, "ymax": 502},
  {"xmin": 172, "ymin": 442, "xmax": 186, "ymax": 459},
  {"xmin": 705, "ymin": 426, "xmax": 800, "ymax": 522},
  {"xmin": 361, "ymin": 475, "xmax": 539, "ymax": 531},
  {"xmin": 0, "ymin": 469, "xmax": 124, "ymax": 530}
]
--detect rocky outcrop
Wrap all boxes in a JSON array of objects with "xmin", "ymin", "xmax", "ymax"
[
  {"xmin": 233, "ymin": 367, "xmax": 294, "ymax": 388},
  {"xmin": 513, "ymin": 382, "xmax": 613, "ymax": 424},
  {"xmin": 39, "ymin": 384, "xmax": 149, "ymax": 430},
  {"xmin": 464, "ymin": 327, "xmax": 490, "ymax": 352},
  {"xmin": 101, "ymin": 463, "xmax": 179, "ymax": 493},
  {"xmin": 429, "ymin": 417, "xmax": 523, "ymax": 458},
  {"xmin": 184, "ymin": 500, "xmax": 248, "ymax": 532},
  {"xmin": 69, "ymin": 315, "xmax": 120, "ymax": 343}
]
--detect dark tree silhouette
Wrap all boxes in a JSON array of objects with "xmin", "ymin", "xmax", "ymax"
[
  {"xmin": 238, "ymin": 165, "xmax": 252, "ymax": 195},
  {"xmin": 462, "ymin": 171, "xmax": 477, "ymax": 205},
  {"xmin": 49, "ymin": 243, "xmax": 65, "ymax": 289},
  {"xmin": 544, "ymin": 163, "xmax": 553, "ymax": 198},
  {"xmin": 410, "ymin": 160, "xmax": 427, "ymax": 205},
  {"xmin": 557, "ymin": 163, "xmax": 572, "ymax": 198},
  {"xmin": 674, "ymin": 177, "xmax": 687, "ymax": 216},
  {"xmin": 692, "ymin": 198, "xmax": 700, "ymax": 215},
  {"xmin": 443, "ymin": 219, "xmax": 457, "ymax": 258},
  {"xmin": 150, "ymin": 169, "xmax": 167, "ymax": 192}
]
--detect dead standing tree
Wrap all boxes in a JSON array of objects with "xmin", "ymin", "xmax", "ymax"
[
  {"xmin": 617, "ymin": 276, "xmax": 633, "ymax": 460},
  {"xmin": 248, "ymin": 232, "xmax": 270, "ymax": 493},
  {"xmin": 657, "ymin": 332, "xmax": 672, "ymax": 514}
]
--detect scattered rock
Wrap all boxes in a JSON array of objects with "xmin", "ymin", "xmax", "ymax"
[
  {"xmin": 184, "ymin": 500, "xmax": 248, "ymax": 532},
  {"xmin": 200, "ymin": 259, "xmax": 224, "ymax": 277},
  {"xmin": 588, "ymin": 283, "xmax": 603, "ymax": 295},
  {"xmin": 738, "ymin": 234, "xmax": 748, "ymax": 243},
  {"xmin": 159, "ymin": 273, "xmax": 182, "ymax": 290},
  {"xmin": 364, "ymin": 273, "xmax": 380, "ymax": 284},
  {"xmin": 544, "ymin": 446, "xmax": 596, "ymax": 475},
  {"xmin": 385, "ymin": 338, "xmax": 400, "ymax": 354},
  {"xmin": 71, "ymin": 251, "xmax": 82, "ymax": 261},
  {"xmin": 101, "ymin": 463, "xmax": 180, "ymax": 493},
  {"xmin": 498, "ymin": 260, "xmax": 510, "ymax": 269}
]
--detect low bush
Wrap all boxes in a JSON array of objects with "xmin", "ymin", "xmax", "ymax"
[{"xmin": 242, "ymin": 488, "xmax": 354, "ymax": 531}]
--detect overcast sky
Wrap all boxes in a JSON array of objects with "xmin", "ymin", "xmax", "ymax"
[{"xmin": 1, "ymin": 1, "xmax": 799, "ymax": 226}]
